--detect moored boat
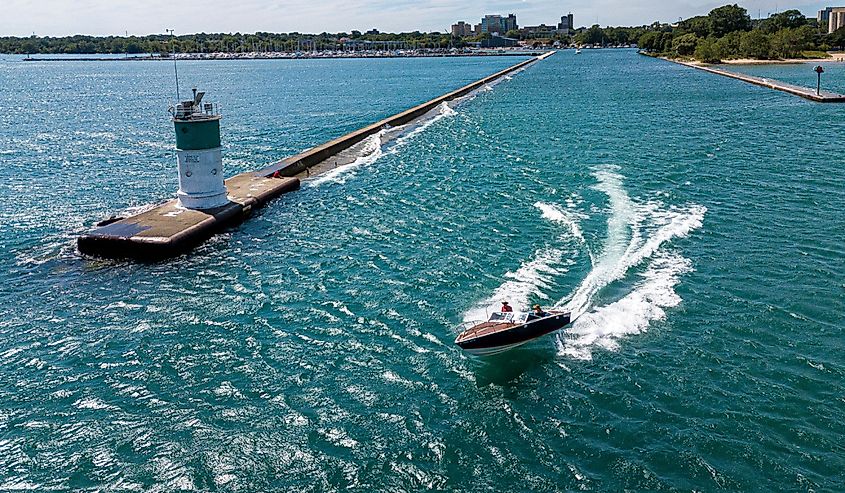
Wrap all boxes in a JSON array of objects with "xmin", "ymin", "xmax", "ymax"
[{"xmin": 455, "ymin": 310, "xmax": 572, "ymax": 356}]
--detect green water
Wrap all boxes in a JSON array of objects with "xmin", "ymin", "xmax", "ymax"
[{"xmin": 1, "ymin": 51, "xmax": 844, "ymax": 491}]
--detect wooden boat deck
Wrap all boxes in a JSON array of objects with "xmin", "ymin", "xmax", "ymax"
[{"xmin": 456, "ymin": 322, "xmax": 517, "ymax": 343}]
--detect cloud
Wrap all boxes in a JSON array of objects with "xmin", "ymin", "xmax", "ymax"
[{"xmin": 0, "ymin": 0, "xmax": 821, "ymax": 36}]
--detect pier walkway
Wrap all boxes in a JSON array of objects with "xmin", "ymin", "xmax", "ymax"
[{"xmin": 672, "ymin": 59, "xmax": 845, "ymax": 102}]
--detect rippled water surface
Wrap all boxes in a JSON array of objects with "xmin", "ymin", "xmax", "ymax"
[{"xmin": 1, "ymin": 51, "xmax": 844, "ymax": 491}]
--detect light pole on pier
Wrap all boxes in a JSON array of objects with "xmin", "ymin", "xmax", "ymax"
[
  {"xmin": 166, "ymin": 28, "xmax": 180, "ymax": 101},
  {"xmin": 815, "ymin": 65, "xmax": 824, "ymax": 96}
]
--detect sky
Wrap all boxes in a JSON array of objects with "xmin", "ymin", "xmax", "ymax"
[{"xmin": 0, "ymin": 0, "xmax": 826, "ymax": 37}]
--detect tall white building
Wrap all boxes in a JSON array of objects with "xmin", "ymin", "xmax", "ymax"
[
  {"xmin": 819, "ymin": 6, "xmax": 845, "ymax": 33},
  {"xmin": 830, "ymin": 7, "xmax": 845, "ymax": 33}
]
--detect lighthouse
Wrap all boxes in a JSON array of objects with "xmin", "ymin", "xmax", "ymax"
[{"xmin": 172, "ymin": 89, "xmax": 229, "ymax": 209}]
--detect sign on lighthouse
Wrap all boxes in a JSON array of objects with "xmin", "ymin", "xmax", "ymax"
[{"xmin": 171, "ymin": 89, "xmax": 229, "ymax": 210}]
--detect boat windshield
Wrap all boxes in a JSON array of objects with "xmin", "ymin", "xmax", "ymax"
[
  {"xmin": 488, "ymin": 312, "xmax": 513, "ymax": 323},
  {"xmin": 487, "ymin": 312, "xmax": 529, "ymax": 324}
]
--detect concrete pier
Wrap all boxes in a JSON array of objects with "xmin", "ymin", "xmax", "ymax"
[
  {"xmin": 669, "ymin": 59, "xmax": 845, "ymax": 102},
  {"xmin": 77, "ymin": 174, "xmax": 300, "ymax": 259},
  {"xmin": 78, "ymin": 51, "xmax": 556, "ymax": 260}
]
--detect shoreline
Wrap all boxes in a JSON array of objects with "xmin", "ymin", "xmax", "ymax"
[
  {"xmin": 640, "ymin": 50, "xmax": 845, "ymax": 66},
  {"xmin": 18, "ymin": 50, "xmax": 546, "ymax": 62},
  {"xmin": 709, "ymin": 57, "xmax": 844, "ymax": 65},
  {"xmin": 676, "ymin": 56, "xmax": 845, "ymax": 66}
]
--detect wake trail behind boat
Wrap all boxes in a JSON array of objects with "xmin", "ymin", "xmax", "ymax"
[
  {"xmin": 462, "ymin": 202, "xmax": 585, "ymax": 323},
  {"xmin": 462, "ymin": 248, "xmax": 573, "ymax": 323},
  {"xmin": 561, "ymin": 252, "xmax": 693, "ymax": 358},
  {"xmin": 554, "ymin": 166, "xmax": 706, "ymax": 360},
  {"xmin": 534, "ymin": 201, "xmax": 591, "ymax": 264}
]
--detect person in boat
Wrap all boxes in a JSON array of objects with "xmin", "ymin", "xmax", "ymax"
[
  {"xmin": 501, "ymin": 301, "xmax": 513, "ymax": 313},
  {"xmin": 532, "ymin": 304, "xmax": 548, "ymax": 318}
]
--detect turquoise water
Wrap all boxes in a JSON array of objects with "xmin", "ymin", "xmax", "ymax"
[
  {"xmin": 721, "ymin": 60, "xmax": 845, "ymax": 93},
  {"xmin": 2, "ymin": 51, "xmax": 844, "ymax": 490}
]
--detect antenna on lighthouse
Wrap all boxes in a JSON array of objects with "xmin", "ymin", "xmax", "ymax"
[{"xmin": 165, "ymin": 28, "xmax": 180, "ymax": 102}]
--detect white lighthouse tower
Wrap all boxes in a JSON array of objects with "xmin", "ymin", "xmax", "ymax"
[{"xmin": 171, "ymin": 89, "xmax": 229, "ymax": 209}]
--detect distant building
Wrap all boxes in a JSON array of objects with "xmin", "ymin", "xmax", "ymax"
[
  {"xmin": 481, "ymin": 14, "xmax": 518, "ymax": 34},
  {"xmin": 474, "ymin": 23, "xmax": 482, "ymax": 35},
  {"xmin": 505, "ymin": 14, "xmax": 518, "ymax": 32},
  {"xmin": 824, "ymin": 7, "xmax": 845, "ymax": 33},
  {"xmin": 451, "ymin": 21, "xmax": 474, "ymax": 37},
  {"xmin": 521, "ymin": 24, "xmax": 558, "ymax": 38},
  {"xmin": 481, "ymin": 33, "xmax": 519, "ymax": 48},
  {"xmin": 819, "ymin": 7, "xmax": 834, "ymax": 29},
  {"xmin": 517, "ymin": 12, "xmax": 574, "ymax": 38},
  {"xmin": 558, "ymin": 13, "xmax": 575, "ymax": 34},
  {"xmin": 365, "ymin": 28, "xmax": 380, "ymax": 35}
]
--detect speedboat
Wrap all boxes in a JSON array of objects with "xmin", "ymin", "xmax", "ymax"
[
  {"xmin": 455, "ymin": 310, "xmax": 571, "ymax": 356},
  {"xmin": 575, "ymin": 49, "xmax": 582, "ymax": 54}
]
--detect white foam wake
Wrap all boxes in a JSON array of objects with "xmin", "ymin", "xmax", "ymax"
[
  {"xmin": 308, "ymin": 129, "xmax": 387, "ymax": 186},
  {"xmin": 463, "ymin": 248, "xmax": 571, "ymax": 323},
  {"xmin": 554, "ymin": 167, "xmax": 706, "ymax": 359},
  {"xmin": 560, "ymin": 252, "xmax": 692, "ymax": 359},
  {"xmin": 462, "ymin": 202, "xmax": 584, "ymax": 323},
  {"xmin": 534, "ymin": 201, "xmax": 586, "ymax": 244},
  {"xmin": 309, "ymin": 102, "xmax": 456, "ymax": 187}
]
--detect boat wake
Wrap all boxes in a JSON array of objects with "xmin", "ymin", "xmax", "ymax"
[
  {"xmin": 462, "ymin": 166, "xmax": 705, "ymax": 360},
  {"xmin": 308, "ymin": 102, "xmax": 457, "ymax": 187},
  {"xmin": 462, "ymin": 202, "xmax": 584, "ymax": 323},
  {"xmin": 554, "ymin": 167, "xmax": 706, "ymax": 360},
  {"xmin": 534, "ymin": 201, "xmax": 589, "ymax": 246},
  {"xmin": 462, "ymin": 247, "xmax": 574, "ymax": 323},
  {"xmin": 560, "ymin": 252, "xmax": 692, "ymax": 359}
]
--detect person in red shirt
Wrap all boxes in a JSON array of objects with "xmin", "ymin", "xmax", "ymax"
[{"xmin": 501, "ymin": 301, "xmax": 513, "ymax": 313}]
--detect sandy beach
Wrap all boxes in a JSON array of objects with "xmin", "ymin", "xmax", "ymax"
[
  {"xmin": 667, "ymin": 52, "xmax": 845, "ymax": 66},
  {"xmin": 719, "ymin": 56, "xmax": 845, "ymax": 64}
]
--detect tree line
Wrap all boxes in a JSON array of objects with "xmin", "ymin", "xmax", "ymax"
[
  {"xmin": 5, "ymin": 5, "xmax": 844, "ymax": 60},
  {"xmin": 0, "ymin": 31, "xmax": 458, "ymax": 55},
  {"xmin": 638, "ymin": 4, "xmax": 844, "ymax": 62}
]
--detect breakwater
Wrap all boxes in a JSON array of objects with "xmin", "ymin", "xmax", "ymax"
[
  {"xmin": 259, "ymin": 51, "xmax": 554, "ymax": 178},
  {"xmin": 666, "ymin": 58, "xmax": 845, "ymax": 102},
  {"xmin": 77, "ymin": 51, "xmax": 555, "ymax": 260}
]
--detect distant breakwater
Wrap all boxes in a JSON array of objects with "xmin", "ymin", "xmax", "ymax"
[{"xmin": 647, "ymin": 53, "xmax": 845, "ymax": 103}]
